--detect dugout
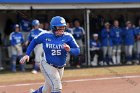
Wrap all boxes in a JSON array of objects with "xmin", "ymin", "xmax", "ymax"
[{"xmin": 0, "ymin": 0, "xmax": 140, "ymax": 68}]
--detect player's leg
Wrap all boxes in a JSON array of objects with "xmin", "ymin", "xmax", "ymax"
[
  {"xmin": 108, "ymin": 46, "xmax": 113, "ymax": 65},
  {"xmin": 17, "ymin": 45, "xmax": 25, "ymax": 71},
  {"xmin": 90, "ymin": 50, "xmax": 96, "ymax": 66},
  {"xmin": 32, "ymin": 60, "xmax": 52, "ymax": 93},
  {"xmin": 76, "ymin": 39, "xmax": 84, "ymax": 68},
  {"xmin": 90, "ymin": 50, "xmax": 94, "ymax": 62},
  {"xmin": 35, "ymin": 60, "xmax": 51, "ymax": 93},
  {"xmin": 92, "ymin": 50, "xmax": 98, "ymax": 66},
  {"xmin": 136, "ymin": 41, "xmax": 140, "ymax": 64},
  {"xmin": 66, "ymin": 53, "xmax": 70, "ymax": 67},
  {"xmin": 116, "ymin": 45, "xmax": 121, "ymax": 64},
  {"xmin": 33, "ymin": 60, "xmax": 63, "ymax": 93},
  {"xmin": 32, "ymin": 45, "xmax": 42, "ymax": 73},
  {"xmin": 127, "ymin": 45, "xmax": 133, "ymax": 64},
  {"xmin": 97, "ymin": 49, "xmax": 103, "ymax": 66},
  {"xmin": 112, "ymin": 46, "xmax": 117, "ymax": 64},
  {"xmin": 0, "ymin": 46, "xmax": 4, "ymax": 70},
  {"xmin": 124, "ymin": 45, "xmax": 129, "ymax": 64},
  {"xmin": 102, "ymin": 46, "xmax": 107, "ymax": 65},
  {"xmin": 11, "ymin": 46, "xmax": 17, "ymax": 72}
]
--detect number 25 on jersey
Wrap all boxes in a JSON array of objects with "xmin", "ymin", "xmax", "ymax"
[{"xmin": 51, "ymin": 50, "xmax": 61, "ymax": 56}]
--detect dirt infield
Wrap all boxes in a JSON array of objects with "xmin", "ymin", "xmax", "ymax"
[{"xmin": 0, "ymin": 75, "xmax": 140, "ymax": 93}]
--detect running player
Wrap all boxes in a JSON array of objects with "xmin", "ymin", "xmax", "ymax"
[{"xmin": 20, "ymin": 16, "xmax": 80, "ymax": 93}]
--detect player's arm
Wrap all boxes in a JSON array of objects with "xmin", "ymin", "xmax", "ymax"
[
  {"xmin": 20, "ymin": 39, "xmax": 38, "ymax": 64},
  {"xmin": 20, "ymin": 32, "xmax": 45, "ymax": 64},
  {"xmin": 21, "ymin": 34, "xmax": 25, "ymax": 45},
  {"xmin": 65, "ymin": 34, "xmax": 80, "ymax": 56},
  {"xmin": 24, "ymin": 33, "xmax": 32, "ymax": 46},
  {"xmin": 9, "ymin": 32, "xmax": 15, "ymax": 46}
]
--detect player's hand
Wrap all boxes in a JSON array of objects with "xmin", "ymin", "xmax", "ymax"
[
  {"xmin": 24, "ymin": 41, "xmax": 29, "ymax": 46},
  {"xmin": 63, "ymin": 43, "xmax": 70, "ymax": 52},
  {"xmin": 20, "ymin": 55, "xmax": 30, "ymax": 64}
]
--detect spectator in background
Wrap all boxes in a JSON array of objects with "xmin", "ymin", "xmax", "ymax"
[
  {"xmin": 101, "ymin": 22, "xmax": 114, "ymax": 65},
  {"xmin": 134, "ymin": 19, "xmax": 140, "ymax": 64},
  {"xmin": 112, "ymin": 20, "xmax": 122, "ymax": 65},
  {"xmin": 9, "ymin": 24, "xmax": 25, "ymax": 72},
  {"xmin": 44, "ymin": 22, "xmax": 51, "ymax": 31},
  {"xmin": 90, "ymin": 33, "xmax": 103, "ymax": 66},
  {"xmin": 73, "ymin": 20, "xmax": 85, "ymax": 68},
  {"xmin": 65, "ymin": 22, "xmax": 73, "ymax": 67},
  {"xmin": 39, "ymin": 23, "xmax": 44, "ymax": 29},
  {"xmin": 65, "ymin": 22, "xmax": 73, "ymax": 34},
  {"xmin": 122, "ymin": 21, "xmax": 135, "ymax": 64}
]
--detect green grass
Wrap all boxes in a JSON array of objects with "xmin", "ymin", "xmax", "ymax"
[{"xmin": 0, "ymin": 65, "xmax": 140, "ymax": 84}]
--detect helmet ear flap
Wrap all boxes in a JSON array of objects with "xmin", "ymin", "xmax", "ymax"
[{"xmin": 52, "ymin": 26, "xmax": 57, "ymax": 31}]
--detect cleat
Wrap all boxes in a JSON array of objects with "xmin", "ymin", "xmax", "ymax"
[
  {"xmin": 0, "ymin": 67, "xmax": 4, "ymax": 71},
  {"xmin": 29, "ymin": 89, "xmax": 35, "ymax": 93},
  {"xmin": 31, "ymin": 70, "xmax": 38, "ymax": 74}
]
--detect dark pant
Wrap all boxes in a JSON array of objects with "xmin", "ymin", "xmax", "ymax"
[{"xmin": 90, "ymin": 50, "xmax": 103, "ymax": 63}]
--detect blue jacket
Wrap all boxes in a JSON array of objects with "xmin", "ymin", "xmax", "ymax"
[
  {"xmin": 65, "ymin": 28, "xmax": 73, "ymax": 34},
  {"xmin": 111, "ymin": 27, "xmax": 122, "ymax": 45},
  {"xmin": 122, "ymin": 27, "xmax": 135, "ymax": 45},
  {"xmin": 28, "ymin": 28, "xmax": 44, "ymax": 42},
  {"xmin": 9, "ymin": 31, "xmax": 24, "ymax": 46},
  {"xmin": 90, "ymin": 39, "xmax": 101, "ymax": 50},
  {"xmin": 135, "ymin": 27, "xmax": 140, "ymax": 36},
  {"xmin": 101, "ymin": 28, "xmax": 114, "ymax": 46},
  {"xmin": 26, "ymin": 31, "xmax": 80, "ymax": 67},
  {"xmin": 73, "ymin": 27, "xmax": 85, "ymax": 40}
]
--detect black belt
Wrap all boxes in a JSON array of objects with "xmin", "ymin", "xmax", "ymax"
[{"xmin": 47, "ymin": 62, "xmax": 65, "ymax": 69}]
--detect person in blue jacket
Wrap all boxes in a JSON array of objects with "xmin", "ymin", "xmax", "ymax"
[
  {"xmin": 112, "ymin": 20, "xmax": 122, "ymax": 65},
  {"xmin": 9, "ymin": 24, "xmax": 24, "ymax": 72},
  {"xmin": 90, "ymin": 33, "xmax": 103, "ymax": 66},
  {"xmin": 122, "ymin": 21, "xmax": 135, "ymax": 64},
  {"xmin": 65, "ymin": 22, "xmax": 73, "ymax": 34},
  {"xmin": 101, "ymin": 22, "xmax": 114, "ymax": 65},
  {"xmin": 20, "ymin": 16, "xmax": 80, "ymax": 93}
]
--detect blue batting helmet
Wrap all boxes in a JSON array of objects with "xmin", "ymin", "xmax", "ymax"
[
  {"xmin": 32, "ymin": 19, "xmax": 40, "ymax": 26},
  {"xmin": 50, "ymin": 16, "xmax": 66, "ymax": 30}
]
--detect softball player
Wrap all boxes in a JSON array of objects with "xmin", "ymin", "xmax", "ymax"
[
  {"xmin": 65, "ymin": 22, "xmax": 73, "ymax": 34},
  {"xmin": 134, "ymin": 20, "xmax": 140, "ymax": 64},
  {"xmin": 90, "ymin": 34, "xmax": 102, "ymax": 66},
  {"xmin": 20, "ymin": 16, "xmax": 80, "ymax": 93},
  {"xmin": 112, "ymin": 20, "xmax": 122, "ymax": 65},
  {"xmin": 9, "ymin": 24, "xmax": 24, "ymax": 72},
  {"xmin": 25, "ymin": 19, "xmax": 44, "ymax": 74},
  {"xmin": 65, "ymin": 22, "xmax": 73, "ymax": 67},
  {"xmin": 122, "ymin": 21, "xmax": 135, "ymax": 64},
  {"xmin": 73, "ymin": 20, "xmax": 85, "ymax": 68},
  {"xmin": 101, "ymin": 22, "xmax": 114, "ymax": 65}
]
